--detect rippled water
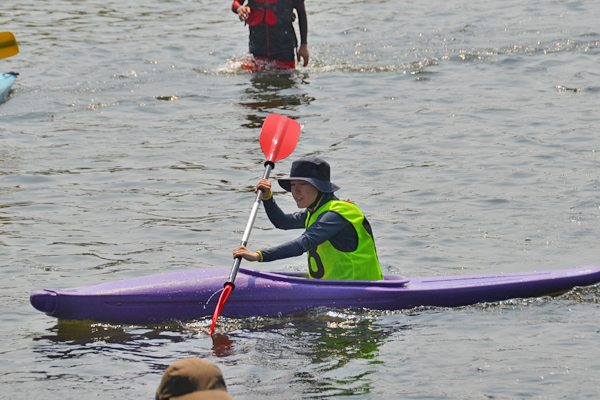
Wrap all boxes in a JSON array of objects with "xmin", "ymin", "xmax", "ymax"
[{"xmin": 2, "ymin": 0, "xmax": 600, "ymax": 398}]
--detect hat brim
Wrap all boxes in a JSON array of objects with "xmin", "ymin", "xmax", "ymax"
[
  {"xmin": 278, "ymin": 177, "xmax": 340, "ymax": 193},
  {"xmin": 173, "ymin": 390, "xmax": 235, "ymax": 400}
]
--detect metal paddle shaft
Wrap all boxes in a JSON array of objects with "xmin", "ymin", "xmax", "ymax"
[
  {"xmin": 226, "ymin": 161, "xmax": 273, "ymax": 285},
  {"xmin": 208, "ymin": 113, "xmax": 301, "ymax": 335}
]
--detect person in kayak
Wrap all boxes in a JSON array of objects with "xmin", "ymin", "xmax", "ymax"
[
  {"xmin": 231, "ymin": 0, "xmax": 309, "ymax": 71},
  {"xmin": 233, "ymin": 157, "xmax": 384, "ymax": 281}
]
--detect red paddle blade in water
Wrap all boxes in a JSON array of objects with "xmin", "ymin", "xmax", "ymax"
[
  {"xmin": 260, "ymin": 114, "xmax": 301, "ymax": 163},
  {"xmin": 209, "ymin": 283, "xmax": 233, "ymax": 335}
]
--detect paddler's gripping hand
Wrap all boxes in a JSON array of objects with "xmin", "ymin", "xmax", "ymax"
[
  {"xmin": 233, "ymin": 245, "xmax": 261, "ymax": 262},
  {"xmin": 255, "ymin": 179, "xmax": 272, "ymax": 200}
]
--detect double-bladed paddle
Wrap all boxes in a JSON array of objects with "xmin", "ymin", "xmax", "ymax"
[
  {"xmin": 0, "ymin": 32, "xmax": 19, "ymax": 60},
  {"xmin": 208, "ymin": 113, "xmax": 301, "ymax": 335}
]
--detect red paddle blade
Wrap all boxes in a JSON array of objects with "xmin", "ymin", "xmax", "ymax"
[
  {"xmin": 260, "ymin": 114, "xmax": 301, "ymax": 163},
  {"xmin": 209, "ymin": 284, "xmax": 233, "ymax": 335}
]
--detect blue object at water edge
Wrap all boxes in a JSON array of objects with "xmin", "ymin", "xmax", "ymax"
[{"xmin": 0, "ymin": 72, "xmax": 18, "ymax": 103}]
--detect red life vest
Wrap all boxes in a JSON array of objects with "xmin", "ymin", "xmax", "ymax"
[
  {"xmin": 246, "ymin": 0, "xmax": 294, "ymax": 27},
  {"xmin": 246, "ymin": 0, "xmax": 297, "ymax": 62}
]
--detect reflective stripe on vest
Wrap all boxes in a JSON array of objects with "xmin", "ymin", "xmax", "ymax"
[{"xmin": 305, "ymin": 200, "xmax": 383, "ymax": 281}]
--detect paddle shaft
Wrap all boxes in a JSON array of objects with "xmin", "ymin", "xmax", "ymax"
[
  {"xmin": 226, "ymin": 161, "xmax": 273, "ymax": 285},
  {"xmin": 209, "ymin": 113, "xmax": 301, "ymax": 335}
]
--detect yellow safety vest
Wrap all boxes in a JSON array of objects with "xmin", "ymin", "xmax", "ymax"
[{"xmin": 305, "ymin": 200, "xmax": 383, "ymax": 280}]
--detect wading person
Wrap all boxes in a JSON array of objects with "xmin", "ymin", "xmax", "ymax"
[
  {"xmin": 233, "ymin": 157, "xmax": 383, "ymax": 280},
  {"xmin": 231, "ymin": 0, "xmax": 309, "ymax": 71}
]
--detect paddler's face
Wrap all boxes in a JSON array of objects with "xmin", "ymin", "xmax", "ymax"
[{"xmin": 290, "ymin": 180, "xmax": 318, "ymax": 209}]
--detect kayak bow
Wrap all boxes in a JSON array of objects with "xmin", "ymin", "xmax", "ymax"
[{"xmin": 0, "ymin": 72, "xmax": 18, "ymax": 103}]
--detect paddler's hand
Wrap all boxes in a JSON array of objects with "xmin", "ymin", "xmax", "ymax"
[
  {"xmin": 255, "ymin": 178, "xmax": 272, "ymax": 200},
  {"xmin": 297, "ymin": 44, "xmax": 309, "ymax": 67},
  {"xmin": 233, "ymin": 245, "xmax": 260, "ymax": 262},
  {"xmin": 236, "ymin": 6, "xmax": 250, "ymax": 22}
]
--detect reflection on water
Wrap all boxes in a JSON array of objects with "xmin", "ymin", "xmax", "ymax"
[
  {"xmin": 34, "ymin": 320, "xmax": 190, "ymax": 347},
  {"xmin": 32, "ymin": 310, "xmax": 407, "ymax": 396},
  {"xmin": 211, "ymin": 333, "xmax": 237, "ymax": 358},
  {"xmin": 28, "ymin": 312, "xmax": 401, "ymax": 397},
  {"xmin": 239, "ymin": 73, "xmax": 315, "ymax": 129},
  {"xmin": 201, "ymin": 310, "xmax": 410, "ymax": 396},
  {"xmin": 286, "ymin": 312, "xmax": 389, "ymax": 364},
  {"xmin": 282, "ymin": 312, "xmax": 404, "ymax": 397}
]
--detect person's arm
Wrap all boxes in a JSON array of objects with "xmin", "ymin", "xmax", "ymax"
[
  {"xmin": 232, "ymin": 0, "xmax": 250, "ymax": 21},
  {"xmin": 232, "ymin": 179, "xmax": 305, "ymax": 263},
  {"xmin": 231, "ymin": 206, "xmax": 308, "ymax": 263},
  {"xmin": 233, "ymin": 211, "xmax": 357, "ymax": 263},
  {"xmin": 294, "ymin": 0, "xmax": 309, "ymax": 66},
  {"xmin": 263, "ymin": 196, "xmax": 307, "ymax": 230},
  {"xmin": 259, "ymin": 211, "xmax": 352, "ymax": 262}
]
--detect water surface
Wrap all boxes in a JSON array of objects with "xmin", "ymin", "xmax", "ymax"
[{"xmin": 1, "ymin": 0, "xmax": 599, "ymax": 398}]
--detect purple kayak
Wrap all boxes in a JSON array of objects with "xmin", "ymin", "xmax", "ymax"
[{"xmin": 30, "ymin": 265, "xmax": 600, "ymax": 324}]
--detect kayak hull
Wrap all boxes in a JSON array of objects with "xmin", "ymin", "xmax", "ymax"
[
  {"xmin": 0, "ymin": 72, "xmax": 17, "ymax": 103},
  {"xmin": 30, "ymin": 265, "xmax": 600, "ymax": 324}
]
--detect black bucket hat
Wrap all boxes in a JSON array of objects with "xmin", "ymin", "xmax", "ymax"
[{"xmin": 278, "ymin": 157, "xmax": 340, "ymax": 193}]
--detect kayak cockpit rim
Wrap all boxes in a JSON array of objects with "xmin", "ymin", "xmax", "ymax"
[{"xmin": 238, "ymin": 267, "xmax": 410, "ymax": 287}]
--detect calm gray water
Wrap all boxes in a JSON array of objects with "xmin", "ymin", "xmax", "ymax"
[{"xmin": 1, "ymin": 0, "xmax": 599, "ymax": 398}]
